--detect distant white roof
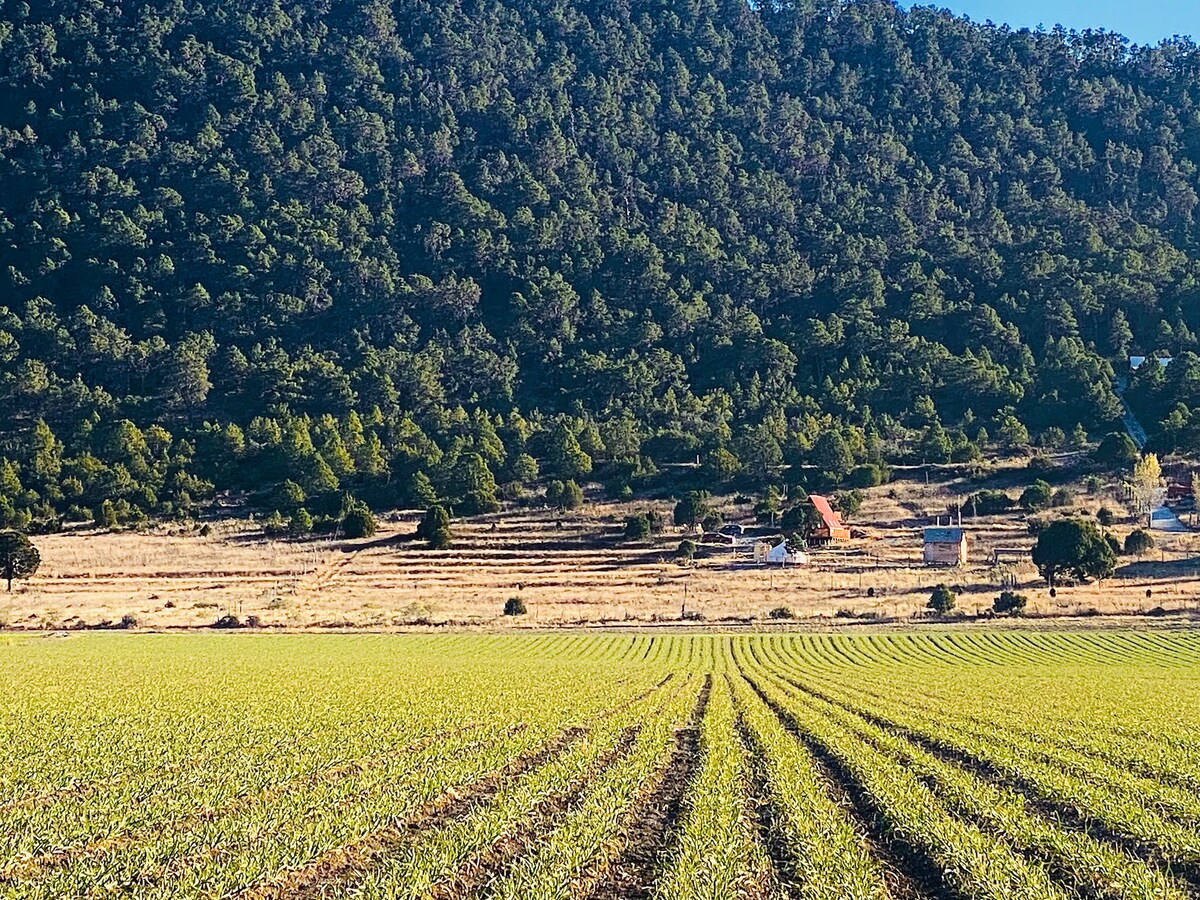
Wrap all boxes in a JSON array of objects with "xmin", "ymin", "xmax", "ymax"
[{"xmin": 1130, "ymin": 355, "xmax": 1173, "ymax": 371}]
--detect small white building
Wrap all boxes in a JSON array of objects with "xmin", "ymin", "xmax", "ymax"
[{"xmin": 765, "ymin": 541, "xmax": 808, "ymax": 567}]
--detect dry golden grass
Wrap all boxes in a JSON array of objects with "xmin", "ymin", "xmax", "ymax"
[{"xmin": 4, "ymin": 465, "xmax": 1199, "ymax": 630}]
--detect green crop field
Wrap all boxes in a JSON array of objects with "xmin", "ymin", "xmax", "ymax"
[{"xmin": 2, "ymin": 632, "xmax": 1200, "ymax": 899}]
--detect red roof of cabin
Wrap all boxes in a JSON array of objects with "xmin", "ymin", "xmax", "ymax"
[{"xmin": 808, "ymin": 494, "xmax": 843, "ymax": 531}]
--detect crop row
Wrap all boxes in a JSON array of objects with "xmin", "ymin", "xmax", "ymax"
[{"xmin": 1, "ymin": 632, "xmax": 1198, "ymax": 898}]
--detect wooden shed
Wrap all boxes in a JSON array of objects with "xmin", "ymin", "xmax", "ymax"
[{"xmin": 923, "ymin": 527, "xmax": 968, "ymax": 566}]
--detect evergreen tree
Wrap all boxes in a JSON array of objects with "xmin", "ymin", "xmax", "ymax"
[
  {"xmin": 416, "ymin": 505, "xmax": 452, "ymax": 550},
  {"xmin": 545, "ymin": 479, "xmax": 584, "ymax": 510},
  {"xmin": 1032, "ymin": 520, "xmax": 1116, "ymax": 586},
  {"xmin": 673, "ymin": 492, "xmax": 711, "ymax": 529},
  {"xmin": 546, "ymin": 424, "xmax": 592, "ymax": 481},
  {"xmin": 408, "ymin": 472, "xmax": 439, "ymax": 508},
  {"xmin": 0, "ymin": 531, "xmax": 40, "ymax": 592},
  {"xmin": 0, "ymin": 0, "xmax": 1197, "ymax": 521},
  {"xmin": 341, "ymin": 499, "xmax": 377, "ymax": 540}
]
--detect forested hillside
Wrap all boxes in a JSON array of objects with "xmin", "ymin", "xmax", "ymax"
[{"xmin": 1, "ymin": 0, "xmax": 1198, "ymax": 529}]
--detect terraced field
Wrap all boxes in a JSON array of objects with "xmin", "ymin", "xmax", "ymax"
[{"xmin": 2, "ymin": 631, "xmax": 1199, "ymax": 898}]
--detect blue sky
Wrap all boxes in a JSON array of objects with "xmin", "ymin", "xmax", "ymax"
[{"xmin": 901, "ymin": 1, "xmax": 1196, "ymax": 45}]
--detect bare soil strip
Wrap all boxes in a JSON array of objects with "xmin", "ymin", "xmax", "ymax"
[
  {"xmin": 734, "ymin": 713, "xmax": 813, "ymax": 897},
  {"xmin": 578, "ymin": 674, "xmax": 713, "ymax": 900},
  {"xmin": 235, "ymin": 726, "xmax": 589, "ymax": 900},
  {"xmin": 809, "ymin": 677, "xmax": 1200, "ymax": 796},
  {"xmin": 879, "ymin": 722, "xmax": 1200, "ymax": 895},
  {"xmin": 429, "ymin": 727, "xmax": 643, "ymax": 900},
  {"xmin": 799, "ymin": 735, "xmax": 945, "ymax": 900},
  {"xmin": 740, "ymin": 673, "xmax": 947, "ymax": 900},
  {"xmin": 231, "ymin": 679, "xmax": 676, "ymax": 900}
]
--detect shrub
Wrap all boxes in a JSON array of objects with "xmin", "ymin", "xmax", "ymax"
[
  {"xmin": 951, "ymin": 442, "xmax": 981, "ymax": 463},
  {"xmin": 1097, "ymin": 507, "xmax": 1115, "ymax": 527},
  {"xmin": 966, "ymin": 490, "xmax": 1014, "ymax": 516},
  {"xmin": 993, "ymin": 591, "xmax": 1028, "ymax": 617},
  {"xmin": 675, "ymin": 539, "xmax": 697, "ymax": 561},
  {"xmin": 624, "ymin": 513, "xmax": 651, "ymax": 540},
  {"xmin": 1026, "ymin": 455, "xmax": 1057, "ymax": 475},
  {"xmin": 927, "ymin": 584, "xmax": 956, "ymax": 615},
  {"xmin": 503, "ymin": 597, "xmax": 527, "ymax": 616},
  {"xmin": 118, "ymin": 614, "xmax": 138, "ymax": 629},
  {"xmin": 26, "ymin": 515, "xmax": 61, "ymax": 536},
  {"xmin": 768, "ymin": 606, "xmax": 794, "ymax": 620},
  {"xmin": 700, "ymin": 511, "xmax": 724, "ymax": 532},
  {"xmin": 1094, "ymin": 432, "xmax": 1140, "ymax": 468},
  {"xmin": 341, "ymin": 501, "xmax": 376, "ymax": 539},
  {"xmin": 458, "ymin": 489, "xmax": 501, "ymax": 516},
  {"xmin": 546, "ymin": 479, "xmax": 584, "ymax": 510},
  {"xmin": 848, "ymin": 464, "xmax": 885, "ymax": 488},
  {"xmin": 1039, "ymin": 426, "xmax": 1066, "ymax": 449},
  {"xmin": 211, "ymin": 614, "xmax": 241, "ymax": 629},
  {"xmin": 96, "ymin": 500, "xmax": 119, "ymax": 530},
  {"xmin": 289, "ymin": 508, "xmax": 314, "ymax": 537},
  {"xmin": 416, "ymin": 505, "xmax": 453, "ymax": 549},
  {"xmin": 198, "ymin": 523, "xmax": 212, "ymax": 537},
  {"xmin": 1050, "ymin": 488, "xmax": 1073, "ymax": 507},
  {"xmin": 1019, "ymin": 480, "xmax": 1053, "ymax": 511},
  {"xmin": 262, "ymin": 510, "xmax": 288, "ymax": 538},
  {"xmin": 1124, "ymin": 528, "xmax": 1155, "ymax": 557}
]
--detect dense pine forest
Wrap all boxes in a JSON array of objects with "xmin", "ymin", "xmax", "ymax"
[{"xmin": 1, "ymin": 0, "xmax": 1199, "ymax": 530}]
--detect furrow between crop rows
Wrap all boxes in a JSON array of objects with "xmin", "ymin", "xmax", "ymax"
[
  {"xmin": 581, "ymin": 674, "xmax": 712, "ymax": 900},
  {"xmin": 5, "ymin": 633, "xmax": 1200, "ymax": 900}
]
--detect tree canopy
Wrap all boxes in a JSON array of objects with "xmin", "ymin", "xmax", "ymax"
[
  {"xmin": 2, "ymin": 0, "xmax": 1198, "ymax": 525},
  {"xmin": 1032, "ymin": 519, "xmax": 1117, "ymax": 586},
  {"xmin": 0, "ymin": 531, "xmax": 40, "ymax": 591}
]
